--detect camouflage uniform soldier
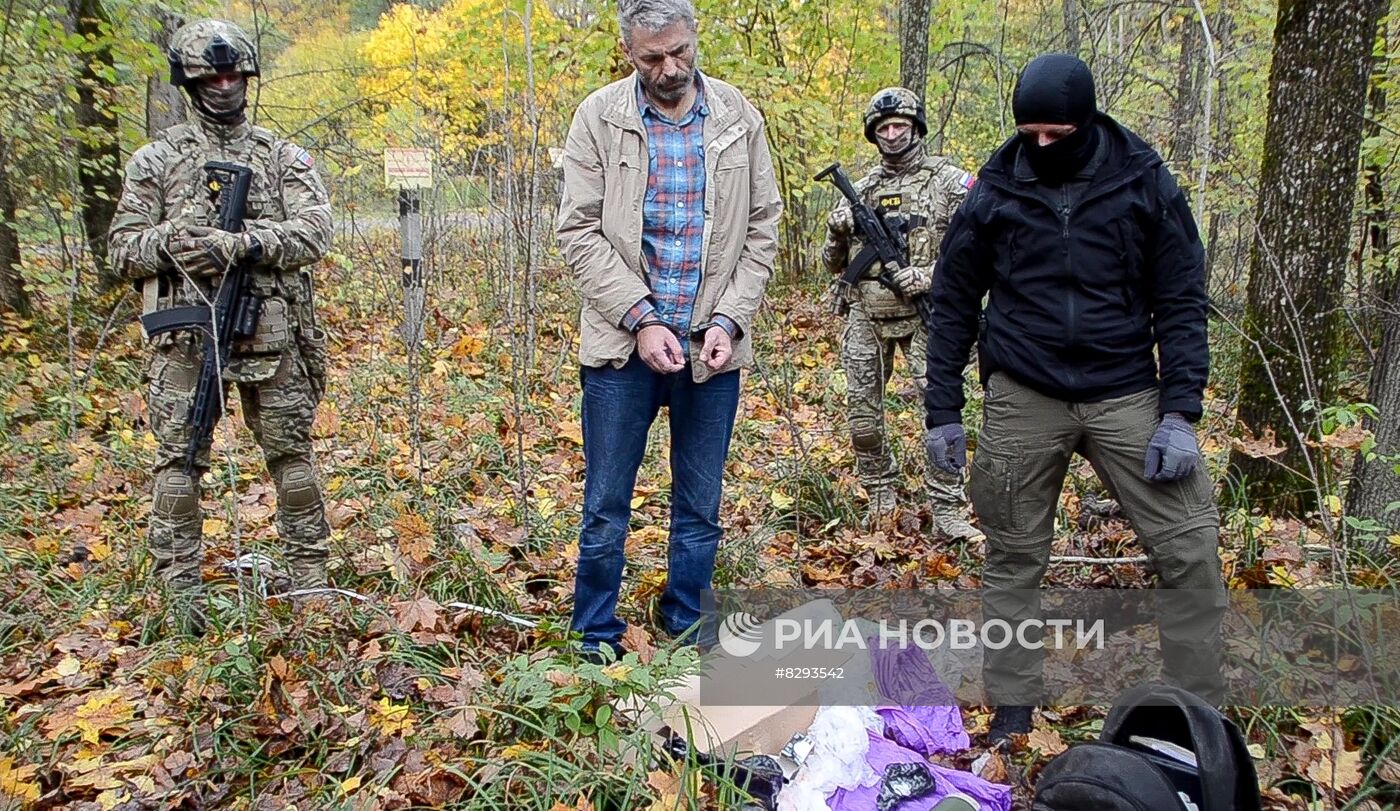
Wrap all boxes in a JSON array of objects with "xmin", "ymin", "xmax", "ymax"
[
  {"xmin": 108, "ymin": 20, "xmax": 333, "ymax": 625},
  {"xmin": 821, "ymin": 87, "xmax": 980, "ymax": 538}
]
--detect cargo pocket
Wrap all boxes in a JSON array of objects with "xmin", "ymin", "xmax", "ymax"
[
  {"xmin": 226, "ymin": 297, "xmax": 289, "ymax": 384},
  {"xmin": 295, "ymin": 325, "xmax": 329, "ymax": 404},
  {"xmin": 1173, "ymin": 466, "xmax": 1216, "ymax": 518},
  {"xmin": 147, "ymin": 343, "xmax": 200, "ymax": 436},
  {"xmin": 907, "ymin": 226, "xmax": 934, "ymax": 267},
  {"xmin": 969, "ymin": 445, "xmax": 1018, "ymax": 535}
]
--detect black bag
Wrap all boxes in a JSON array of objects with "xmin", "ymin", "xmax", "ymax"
[
  {"xmin": 1033, "ymin": 742, "xmax": 1193, "ymax": 810},
  {"xmin": 1033, "ymin": 684, "xmax": 1263, "ymax": 811}
]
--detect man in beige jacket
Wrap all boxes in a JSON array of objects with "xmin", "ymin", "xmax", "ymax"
[{"xmin": 556, "ymin": 0, "xmax": 782, "ymax": 657}]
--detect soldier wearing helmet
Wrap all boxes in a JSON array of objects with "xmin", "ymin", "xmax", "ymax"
[
  {"xmin": 108, "ymin": 19, "xmax": 334, "ymax": 633},
  {"xmin": 821, "ymin": 86, "xmax": 981, "ymax": 538}
]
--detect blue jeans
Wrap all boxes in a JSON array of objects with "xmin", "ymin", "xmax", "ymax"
[{"xmin": 572, "ymin": 355, "xmax": 740, "ymax": 649}]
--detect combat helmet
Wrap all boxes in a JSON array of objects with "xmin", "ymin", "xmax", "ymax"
[
  {"xmin": 863, "ymin": 87, "xmax": 927, "ymax": 143},
  {"xmin": 167, "ymin": 19, "xmax": 260, "ymax": 87}
]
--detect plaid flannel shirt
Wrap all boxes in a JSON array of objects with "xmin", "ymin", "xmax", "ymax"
[{"xmin": 622, "ymin": 75, "xmax": 737, "ymax": 350}]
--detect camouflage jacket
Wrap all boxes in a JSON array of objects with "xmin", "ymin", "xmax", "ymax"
[
  {"xmin": 821, "ymin": 153, "xmax": 974, "ymax": 319},
  {"xmin": 108, "ymin": 119, "xmax": 332, "ymax": 299}
]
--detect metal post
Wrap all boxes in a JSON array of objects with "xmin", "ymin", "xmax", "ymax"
[{"xmin": 399, "ymin": 188, "xmax": 424, "ymax": 346}]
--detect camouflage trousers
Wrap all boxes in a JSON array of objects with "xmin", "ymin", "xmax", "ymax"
[
  {"xmin": 840, "ymin": 304, "xmax": 965, "ymax": 509},
  {"xmin": 145, "ymin": 334, "xmax": 329, "ymax": 591}
]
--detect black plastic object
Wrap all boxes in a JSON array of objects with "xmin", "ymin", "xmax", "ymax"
[
  {"xmin": 659, "ymin": 729, "xmax": 786, "ymax": 810},
  {"xmin": 875, "ymin": 761, "xmax": 938, "ymax": 811}
]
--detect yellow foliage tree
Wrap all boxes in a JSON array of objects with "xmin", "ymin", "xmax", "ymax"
[{"xmin": 358, "ymin": 0, "xmax": 581, "ymax": 166}]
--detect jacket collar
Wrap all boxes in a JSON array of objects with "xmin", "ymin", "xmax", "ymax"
[
  {"xmin": 982, "ymin": 114, "xmax": 1153, "ymax": 185},
  {"xmin": 600, "ymin": 71, "xmax": 739, "ymax": 138},
  {"xmin": 977, "ymin": 112, "xmax": 1160, "ymax": 206},
  {"xmin": 634, "ymin": 73, "xmax": 709, "ymax": 123},
  {"xmin": 194, "ymin": 116, "xmax": 253, "ymax": 145}
]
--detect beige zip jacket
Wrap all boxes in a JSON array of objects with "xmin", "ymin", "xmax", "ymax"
[{"xmin": 556, "ymin": 72, "xmax": 783, "ymax": 383}]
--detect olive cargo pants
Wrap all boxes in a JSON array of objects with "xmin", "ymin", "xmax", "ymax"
[{"xmin": 972, "ymin": 373, "xmax": 1227, "ymax": 704}]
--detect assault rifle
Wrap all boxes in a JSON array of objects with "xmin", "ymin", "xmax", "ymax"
[
  {"xmin": 139, "ymin": 161, "xmax": 259, "ymax": 474},
  {"xmin": 814, "ymin": 162, "xmax": 934, "ymax": 323}
]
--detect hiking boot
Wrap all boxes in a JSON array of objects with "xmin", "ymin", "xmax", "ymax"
[
  {"xmin": 167, "ymin": 590, "xmax": 209, "ymax": 638},
  {"xmin": 934, "ymin": 509, "xmax": 984, "ymax": 542},
  {"xmin": 987, "ymin": 705, "xmax": 1034, "ymax": 746},
  {"xmin": 864, "ymin": 488, "xmax": 898, "ymax": 527}
]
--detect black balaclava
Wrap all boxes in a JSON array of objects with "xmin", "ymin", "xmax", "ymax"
[
  {"xmin": 188, "ymin": 76, "xmax": 248, "ymax": 126},
  {"xmin": 1012, "ymin": 53, "xmax": 1099, "ymax": 184}
]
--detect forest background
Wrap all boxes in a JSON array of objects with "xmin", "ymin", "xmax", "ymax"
[{"xmin": 2, "ymin": 0, "xmax": 1400, "ymax": 808}]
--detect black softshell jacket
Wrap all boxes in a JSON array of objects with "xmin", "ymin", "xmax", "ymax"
[{"xmin": 923, "ymin": 114, "xmax": 1209, "ymax": 426}]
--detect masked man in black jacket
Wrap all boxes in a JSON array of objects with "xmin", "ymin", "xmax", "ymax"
[{"xmin": 922, "ymin": 54, "xmax": 1227, "ymax": 742}]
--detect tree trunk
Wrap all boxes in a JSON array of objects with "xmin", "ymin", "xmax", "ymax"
[
  {"xmin": 1169, "ymin": 8, "xmax": 1200, "ymax": 164},
  {"xmin": 146, "ymin": 10, "xmax": 186, "ymax": 137},
  {"xmin": 1349, "ymin": 277, "xmax": 1400, "ymax": 540},
  {"xmin": 898, "ymin": 0, "xmax": 932, "ymax": 108},
  {"xmin": 1231, "ymin": 0, "xmax": 1388, "ymax": 514},
  {"xmin": 1063, "ymin": 0, "xmax": 1081, "ymax": 56},
  {"xmin": 0, "ymin": 141, "xmax": 30, "ymax": 318},
  {"xmin": 1348, "ymin": 43, "xmax": 1397, "ymax": 541},
  {"xmin": 71, "ymin": 0, "xmax": 122, "ymax": 290},
  {"xmin": 1207, "ymin": 5, "xmax": 1236, "ymax": 286}
]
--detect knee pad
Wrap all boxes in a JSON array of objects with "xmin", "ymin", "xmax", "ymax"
[
  {"xmin": 153, "ymin": 470, "xmax": 198, "ymax": 519},
  {"xmin": 849, "ymin": 417, "xmax": 884, "ymax": 452},
  {"xmin": 277, "ymin": 460, "xmax": 321, "ymax": 509}
]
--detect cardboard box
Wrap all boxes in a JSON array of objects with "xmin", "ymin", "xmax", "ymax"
[
  {"xmin": 645, "ymin": 671, "xmax": 821, "ymax": 762},
  {"xmin": 633, "ymin": 599, "xmax": 857, "ymax": 762}
]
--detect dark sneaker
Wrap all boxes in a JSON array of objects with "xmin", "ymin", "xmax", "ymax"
[
  {"xmin": 576, "ymin": 640, "xmax": 623, "ymax": 666},
  {"xmin": 987, "ymin": 705, "xmax": 1034, "ymax": 746}
]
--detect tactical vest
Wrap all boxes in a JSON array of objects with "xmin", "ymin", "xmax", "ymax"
[
  {"xmin": 847, "ymin": 156, "xmax": 957, "ymax": 320},
  {"xmin": 141, "ymin": 123, "xmax": 309, "ymax": 382}
]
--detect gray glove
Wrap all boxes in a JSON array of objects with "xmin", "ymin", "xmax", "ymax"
[
  {"xmin": 925, "ymin": 423, "xmax": 967, "ymax": 475},
  {"xmin": 1144, "ymin": 412, "xmax": 1201, "ymax": 482},
  {"xmin": 891, "ymin": 264, "xmax": 931, "ymax": 297},
  {"xmin": 827, "ymin": 206, "xmax": 853, "ymax": 237},
  {"xmin": 168, "ymin": 226, "xmax": 255, "ymax": 276}
]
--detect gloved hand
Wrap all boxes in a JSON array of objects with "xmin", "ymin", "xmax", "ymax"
[
  {"xmin": 1144, "ymin": 412, "xmax": 1201, "ymax": 482},
  {"xmin": 925, "ymin": 423, "xmax": 967, "ymax": 475},
  {"xmin": 891, "ymin": 264, "xmax": 931, "ymax": 296},
  {"xmin": 827, "ymin": 206, "xmax": 854, "ymax": 237},
  {"xmin": 168, "ymin": 225, "xmax": 255, "ymax": 276}
]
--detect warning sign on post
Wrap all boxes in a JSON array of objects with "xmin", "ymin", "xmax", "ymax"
[{"xmin": 384, "ymin": 148, "xmax": 433, "ymax": 189}]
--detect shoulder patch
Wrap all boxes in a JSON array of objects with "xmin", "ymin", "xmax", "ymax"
[
  {"xmin": 960, "ymin": 171, "xmax": 976, "ymax": 189},
  {"xmin": 290, "ymin": 147, "xmax": 314, "ymax": 170}
]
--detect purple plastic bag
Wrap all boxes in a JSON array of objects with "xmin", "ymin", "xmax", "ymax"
[
  {"xmin": 871, "ymin": 638, "xmax": 956, "ymax": 706},
  {"xmin": 826, "ymin": 731, "xmax": 1012, "ymax": 811},
  {"xmin": 870, "ymin": 641, "xmax": 971, "ymax": 755},
  {"xmin": 875, "ymin": 705, "xmax": 971, "ymax": 757}
]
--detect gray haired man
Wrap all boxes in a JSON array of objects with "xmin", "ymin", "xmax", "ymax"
[{"xmin": 556, "ymin": 0, "xmax": 782, "ymax": 658}]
